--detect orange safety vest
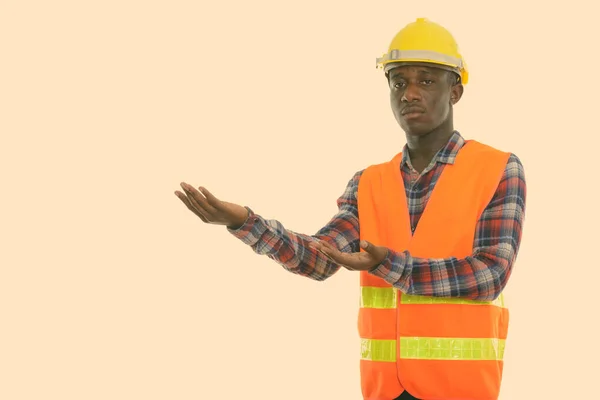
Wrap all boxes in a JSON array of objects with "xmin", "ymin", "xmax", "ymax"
[{"xmin": 356, "ymin": 140, "xmax": 511, "ymax": 400}]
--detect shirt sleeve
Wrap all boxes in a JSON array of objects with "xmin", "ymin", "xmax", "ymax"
[
  {"xmin": 226, "ymin": 170, "xmax": 364, "ymax": 281},
  {"xmin": 369, "ymin": 153, "xmax": 527, "ymax": 301}
]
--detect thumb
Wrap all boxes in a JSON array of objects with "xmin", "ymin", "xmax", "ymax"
[
  {"xmin": 360, "ymin": 240, "xmax": 376, "ymax": 252},
  {"xmin": 360, "ymin": 240, "xmax": 387, "ymax": 259}
]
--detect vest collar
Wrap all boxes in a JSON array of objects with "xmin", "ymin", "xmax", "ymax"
[{"xmin": 400, "ymin": 130, "xmax": 465, "ymax": 170}]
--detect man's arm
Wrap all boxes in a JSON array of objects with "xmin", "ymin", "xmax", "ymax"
[
  {"xmin": 226, "ymin": 171, "xmax": 364, "ymax": 281},
  {"xmin": 370, "ymin": 153, "xmax": 527, "ymax": 301}
]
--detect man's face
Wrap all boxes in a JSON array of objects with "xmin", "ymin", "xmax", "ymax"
[{"xmin": 387, "ymin": 63, "xmax": 463, "ymax": 136}]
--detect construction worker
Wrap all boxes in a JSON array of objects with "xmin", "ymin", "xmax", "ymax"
[{"xmin": 175, "ymin": 17, "xmax": 527, "ymax": 400}]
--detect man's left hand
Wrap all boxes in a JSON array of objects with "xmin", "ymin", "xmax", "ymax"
[{"xmin": 309, "ymin": 240, "xmax": 389, "ymax": 271}]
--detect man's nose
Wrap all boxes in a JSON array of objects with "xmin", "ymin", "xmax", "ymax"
[{"xmin": 401, "ymin": 82, "xmax": 421, "ymax": 102}]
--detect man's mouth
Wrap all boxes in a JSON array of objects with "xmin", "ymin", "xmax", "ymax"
[{"xmin": 401, "ymin": 107, "xmax": 425, "ymax": 116}]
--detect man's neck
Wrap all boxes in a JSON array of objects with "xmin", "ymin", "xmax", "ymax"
[{"xmin": 405, "ymin": 127, "xmax": 455, "ymax": 173}]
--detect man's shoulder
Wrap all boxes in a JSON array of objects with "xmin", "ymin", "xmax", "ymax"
[
  {"xmin": 459, "ymin": 140, "xmax": 525, "ymax": 184},
  {"xmin": 463, "ymin": 139, "xmax": 510, "ymax": 155},
  {"xmin": 462, "ymin": 140, "xmax": 523, "ymax": 165}
]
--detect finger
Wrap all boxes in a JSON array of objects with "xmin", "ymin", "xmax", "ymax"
[
  {"xmin": 185, "ymin": 189, "xmax": 211, "ymax": 215},
  {"xmin": 316, "ymin": 247, "xmax": 336, "ymax": 262},
  {"xmin": 319, "ymin": 244, "xmax": 374, "ymax": 271},
  {"xmin": 320, "ymin": 240, "xmax": 339, "ymax": 252},
  {"xmin": 324, "ymin": 254, "xmax": 338, "ymax": 265},
  {"xmin": 309, "ymin": 241, "xmax": 338, "ymax": 264},
  {"xmin": 359, "ymin": 240, "xmax": 388, "ymax": 263},
  {"xmin": 175, "ymin": 191, "xmax": 209, "ymax": 222},
  {"xmin": 198, "ymin": 186, "xmax": 224, "ymax": 210},
  {"xmin": 319, "ymin": 240, "xmax": 347, "ymax": 260},
  {"xmin": 308, "ymin": 241, "xmax": 320, "ymax": 251},
  {"xmin": 308, "ymin": 239, "xmax": 325, "ymax": 250},
  {"xmin": 321, "ymin": 251, "xmax": 339, "ymax": 266},
  {"xmin": 180, "ymin": 183, "xmax": 218, "ymax": 216},
  {"xmin": 360, "ymin": 240, "xmax": 380, "ymax": 254},
  {"xmin": 319, "ymin": 244, "xmax": 352, "ymax": 265},
  {"xmin": 310, "ymin": 240, "xmax": 336, "ymax": 254},
  {"xmin": 197, "ymin": 186, "xmax": 222, "ymax": 215},
  {"xmin": 177, "ymin": 186, "xmax": 206, "ymax": 214}
]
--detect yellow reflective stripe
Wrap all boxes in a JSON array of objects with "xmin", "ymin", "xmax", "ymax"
[
  {"xmin": 361, "ymin": 337, "xmax": 505, "ymax": 362},
  {"xmin": 360, "ymin": 287, "xmax": 397, "ymax": 309},
  {"xmin": 400, "ymin": 337, "xmax": 505, "ymax": 361},
  {"xmin": 360, "ymin": 287, "xmax": 506, "ymax": 309},
  {"xmin": 360, "ymin": 338, "xmax": 396, "ymax": 362},
  {"xmin": 400, "ymin": 292, "xmax": 506, "ymax": 308}
]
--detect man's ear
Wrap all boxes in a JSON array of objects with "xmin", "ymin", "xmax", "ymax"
[{"xmin": 450, "ymin": 83, "xmax": 464, "ymax": 105}]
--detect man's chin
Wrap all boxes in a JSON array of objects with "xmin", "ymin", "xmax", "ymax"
[{"xmin": 399, "ymin": 121, "xmax": 432, "ymax": 136}]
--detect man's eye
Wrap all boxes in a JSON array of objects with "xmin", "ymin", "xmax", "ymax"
[
  {"xmin": 422, "ymin": 80, "xmax": 434, "ymax": 85},
  {"xmin": 394, "ymin": 82, "xmax": 406, "ymax": 88}
]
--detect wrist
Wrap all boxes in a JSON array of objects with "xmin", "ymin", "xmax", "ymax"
[
  {"xmin": 226, "ymin": 206, "xmax": 250, "ymax": 230},
  {"xmin": 369, "ymin": 248, "xmax": 389, "ymax": 272}
]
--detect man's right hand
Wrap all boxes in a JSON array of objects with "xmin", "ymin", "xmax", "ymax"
[{"xmin": 175, "ymin": 182, "xmax": 249, "ymax": 230}]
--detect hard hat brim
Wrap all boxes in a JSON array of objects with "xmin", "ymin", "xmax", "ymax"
[
  {"xmin": 376, "ymin": 47, "xmax": 468, "ymax": 84},
  {"xmin": 383, "ymin": 61, "xmax": 460, "ymax": 76}
]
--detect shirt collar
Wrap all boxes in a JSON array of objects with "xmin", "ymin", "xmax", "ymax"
[{"xmin": 400, "ymin": 130, "xmax": 465, "ymax": 168}]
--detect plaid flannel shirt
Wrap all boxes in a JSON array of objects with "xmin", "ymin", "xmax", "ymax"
[{"xmin": 228, "ymin": 131, "xmax": 527, "ymax": 301}]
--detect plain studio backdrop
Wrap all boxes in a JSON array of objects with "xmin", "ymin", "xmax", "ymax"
[{"xmin": 1, "ymin": 1, "xmax": 598, "ymax": 399}]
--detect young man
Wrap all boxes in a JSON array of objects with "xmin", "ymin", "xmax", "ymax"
[{"xmin": 175, "ymin": 18, "xmax": 527, "ymax": 400}]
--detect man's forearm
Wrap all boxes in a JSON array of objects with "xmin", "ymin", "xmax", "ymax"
[
  {"xmin": 227, "ymin": 172, "xmax": 364, "ymax": 281},
  {"xmin": 227, "ymin": 207, "xmax": 361, "ymax": 281},
  {"xmin": 369, "ymin": 245, "xmax": 517, "ymax": 301}
]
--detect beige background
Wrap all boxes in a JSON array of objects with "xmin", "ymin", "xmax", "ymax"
[{"xmin": 1, "ymin": 1, "xmax": 598, "ymax": 399}]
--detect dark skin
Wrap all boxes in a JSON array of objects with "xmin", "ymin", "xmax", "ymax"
[
  {"xmin": 387, "ymin": 63, "xmax": 464, "ymax": 172},
  {"xmin": 175, "ymin": 62, "xmax": 464, "ymax": 271}
]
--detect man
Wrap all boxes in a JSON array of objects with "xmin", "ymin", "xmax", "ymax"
[{"xmin": 175, "ymin": 18, "xmax": 526, "ymax": 400}]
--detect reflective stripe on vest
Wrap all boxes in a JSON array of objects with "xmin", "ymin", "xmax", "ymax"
[
  {"xmin": 361, "ymin": 337, "xmax": 506, "ymax": 362},
  {"xmin": 356, "ymin": 140, "xmax": 511, "ymax": 400}
]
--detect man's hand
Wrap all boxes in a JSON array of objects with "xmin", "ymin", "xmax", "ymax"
[
  {"xmin": 309, "ymin": 239, "xmax": 389, "ymax": 272},
  {"xmin": 175, "ymin": 182, "xmax": 249, "ymax": 229}
]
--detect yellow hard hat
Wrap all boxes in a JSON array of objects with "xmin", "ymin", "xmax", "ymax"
[{"xmin": 376, "ymin": 18, "xmax": 469, "ymax": 85}]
